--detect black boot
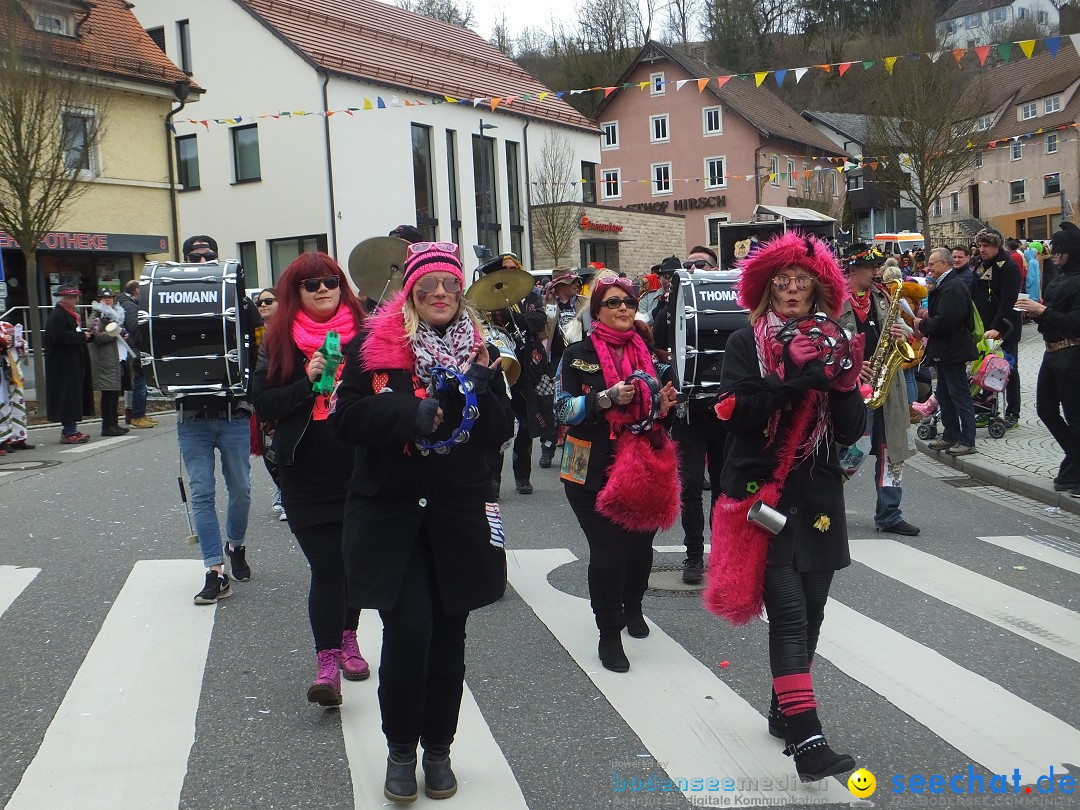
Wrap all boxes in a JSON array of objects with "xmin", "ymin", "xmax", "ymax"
[
  {"xmin": 421, "ymin": 740, "xmax": 458, "ymax": 799},
  {"xmin": 384, "ymin": 743, "xmax": 418, "ymax": 803},
  {"xmin": 784, "ymin": 709, "xmax": 855, "ymax": 783},
  {"xmin": 624, "ymin": 608, "xmax": 649, "ymax": 638},
  {"xmin": 767, "ymin": 690, "xmax": 787, "ymax": 741},
  {"xmin": 598, "ymin": 631, "xmax": 630, "ymax": 672}
]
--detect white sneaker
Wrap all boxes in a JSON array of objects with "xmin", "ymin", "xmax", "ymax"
[
  {"xmin": 271, "ymin": 490, "xmax": 283, "ymax": 512},
  {"xmin": 279, "ymin": 510, "xmax": 288, "ymax": 522}
]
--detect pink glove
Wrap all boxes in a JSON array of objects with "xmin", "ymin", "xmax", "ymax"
[
  {"xmin": 787, "ymin": 334, "xmax": 825, "ymax": 371},
  {"xmin": 832, "ymin": 332, "xmax": 865, "ymax": 391}
]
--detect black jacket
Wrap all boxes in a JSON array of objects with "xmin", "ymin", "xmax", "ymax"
[
  {"xmin": 921, "ymin": 270, "xmax": 978, "ymax": 365},
  {"xmin": 116, "ymin": 292, "xmax": 142, "ymax": 351},
  {"xmin": 43, "ymin": 304, "xmax": 93, "ymax": 423},
  {"xmin": 556, "ymin": 336, "xmax": 678, "ymax": 492},
  {"xmin": 1034, "ymin": 260, "xmax": 1080, "ymax": 346},
  {"xmin": 972, "ymin": 248, "xmax": 1022, "ymax": 337},
  {"xmin": 250, "ymin": 344, "xmax": 323, "ymax": 466}
]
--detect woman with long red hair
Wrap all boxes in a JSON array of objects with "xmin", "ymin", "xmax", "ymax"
[{"xmin": 251, "ymin": 252, "xmax": 369, "ymax": 707}]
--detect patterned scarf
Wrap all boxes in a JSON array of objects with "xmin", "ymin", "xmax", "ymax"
[{"xmin": 412, "ymin": 312, "xmax": 479, "ymax": 385}]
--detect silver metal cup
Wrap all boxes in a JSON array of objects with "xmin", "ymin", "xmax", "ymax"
[{"xmin": 747, "ymin": 500, "xmax": 787, "ymax": 535}]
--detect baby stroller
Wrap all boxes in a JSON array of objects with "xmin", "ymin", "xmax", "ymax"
[{"xmin": 913, "ymin": 347, "xmax": 1011, "ymax": 440}]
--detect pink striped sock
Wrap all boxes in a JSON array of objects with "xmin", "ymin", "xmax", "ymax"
[{"xmin": 773, "ymin": 672, "xmax": 816, "ymax": 716}]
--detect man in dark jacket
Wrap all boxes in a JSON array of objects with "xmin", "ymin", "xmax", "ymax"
[
  {"xmin": 972, "ymin": 228, "xmax": 1022, "ymax": 427},
  {"xmin": 915, "ymin": 247, "xmax": 979, "ymax": 454},
  {"xmin": 117, "ymin": 279, "xmax": 156, "ymax": 428}
]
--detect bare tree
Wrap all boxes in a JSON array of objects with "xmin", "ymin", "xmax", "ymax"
[
  {"xmin": 396, "ymin": 0, "xmax": 476, "ymax": 28},
  {"xmin": 530, "ymin": 133, "xmax": 583, "ymax": 267},
  {"xmin": 490, "ymin": 7, "xmax": 512, "ymax": 53},
  {"xmin": 663, "ymin": 0, "xmax": 700, "ymax": 44},
  {"xmin": 700, "ymin": 0, "xmax": 797, "ymax": 72},
  {"xmin": 0, "ymin": 1, "xmax": 107, "ymax": 400}
]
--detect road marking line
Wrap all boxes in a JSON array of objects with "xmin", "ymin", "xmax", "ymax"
[
  {"xmin": 59, "ymin": 436, "xmax": 136, "ymax": 454},
  {"xmin": 978, "ymin": 535, "xmax": 1080, "ymax": 576},
  {"xmin": 7, "ymin": 560, "xmax": 213, "ymax": 810},
  {"xmin": 507, "ymin": 548, "xmax": 843, "ymax": 805},
  {"xmin": 819, "ymin": 599, "xmax": 1080, "ymax": 778},
  {"xmin": 850, "ymin": 537, "xmax": 1080, "ymax": 663},
  {"xmin": 341, "ymin": 612, "xmax": 529, "ymax": 808},
  {"xmin": 654, "ymin": 545, "xmax": 712, "ymax": 554},
  {"xmin": 0, "ymin": 565, "xmax": 39, "ymax": 617}
]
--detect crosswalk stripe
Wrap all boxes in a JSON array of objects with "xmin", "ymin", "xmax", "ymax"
[
  {"xmin": 7, "ymin": 560, "xmax": 214, "ymax": 809},
  {"xmin": 340, "ymin": 612, "xmax": 530, "ymax": 808},
  {"xmin": 978, "ymin": 535, "xmax": 1080, "ymax": 576},
  {"xmin": 58, "ymin": 436, "xmax": 135, "ymax": 454},
  {"xmin": 507, "ymin": 549, "xmax": 848, "ymax": 805},
  {"xmin": 849, "ymin": 537, "xmax": 1080, "ymax": 664},
  {"xmin": 818, "ymin": 599, "xmax": 1080, "ymax": 778},
  {"xmin": 0, "ymin": 565, "xmax": 39, "ymax": 617}
]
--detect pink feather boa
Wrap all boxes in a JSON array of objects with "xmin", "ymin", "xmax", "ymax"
[{"xmin": 359, "ymin": 292, "xmax": 415, "ymax": 372}]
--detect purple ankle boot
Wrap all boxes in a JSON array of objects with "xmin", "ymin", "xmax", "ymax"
[
  {"xmin": 340, "ymin": 629, "xmax": 370, "ymax": 681},
  {"xmin": 307, "ymin": 649, "xmax": 342, "ymax": 706}
]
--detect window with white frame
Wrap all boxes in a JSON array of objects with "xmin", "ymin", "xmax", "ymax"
[
  {"xmin": 965, "ymin": 13, "xmax": 980, "ymax": 28},
  {"xmin": 61, "ymin": 108, "xmax": 95, "ymax": 174},
  {"xmin": 1045, "ymin": 96, "xmax": 1061, "ymax": 114},
  {"xmin": 650, "ymin": 114, "xmax": 669, "ymax": 143},
  {"xmin": 705, "ymin": 156, "xmax": 726, "ymax": 190},
  {"xmin": 706, "ymin": 214, "xmax": 731, "ymax": 247},
  {"xmin": 1010, "ymin": 180, "xmax": 1025, "ymax": 202},
  {"xmin": 35, "ymin": 10, "xmax": 74, "ymax": 35},
  {"xmin": 1045, "ymin": 173, "xmax": 1061, "ymax": 196},
  {"xmin": 787, "ymin": 159, "xmax": 796, "ymax": 189},
  {"xmin": 1011, "ymin": 142, "xmax": 1022, "ymax": 161},
  {"xmin": 974, "ymin": 151, "xmax": 983, "ymax": 168},
  {"xmin": 831, "ymin": 171, "xmax": 838, "ymax": 197},
  {"xmin": 651, "ymin": 162, "xmax": 672, "ymax": 195},
  {"xmin": 1038, "ymin": 10, "xmax": 1048, "ymax": 23},
  {"xmin": 933, "ymin": 198, "xmax": 942, "ymax": 217},
  {"xmin": 976, "ymin": 115, "xmax": 992, "ymax": 131},
  {"xmin": 847, "ymin": 174, "xmax": 863, "ymax": 191},
  {"xmin": 988, "ymin": 7, "xmax": 1007, "ymax": 23},
  {"xmin": 1021, "ymin": 102, "xmax": 1037, "ymax": 120},
  {"xmin": 1047, "ymin": 133, "xmax": 1058, "ymax": 154},
  {"xmin": 703, "ymin": 106, "xmax": 722, "ymax": 135},
  {"xmin": 950, "ymin": 192, "xmax": 959, "ymax": 213},
  {"xmin": 802, "ymin": 162, "xmax": 810, "ymax": 193},
  {"xmin": 602, "ymin": 168, "xmax": 621, "ymax": 200},
  {"xmin": 650, "ymin": 72, "xmax": 665, "ymax": 95},
  {"xmin": 816, "ymin": 168, "xmax": 825, "ymax": 193},
  {"xmin": 601, "ymin": 121, "xmax": 619, "ymax": 149},
  {"xmin": 1017, "ymin": 6, "xmax": 1028, "ymax": 19},
  {"xmin": 770, "ymin": 156, "xmax": 780, "ymax": 186}
]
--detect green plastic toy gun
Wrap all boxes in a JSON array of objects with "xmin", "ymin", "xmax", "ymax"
[{"xmin": 312, "ymin": 331, "xmax": 342, "ymax": 395}]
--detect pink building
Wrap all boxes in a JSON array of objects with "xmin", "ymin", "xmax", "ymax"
[{"xmin": 595, "ymin": 41, "xmax": 848, "ymax": 256}]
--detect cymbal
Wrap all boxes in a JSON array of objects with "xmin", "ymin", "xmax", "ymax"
[
  {"xmin": 466, "ymin": 268, "xmax": 534, "ymax": 310},
  {"xmin": 348, "ymin": 237, "xmax": 407, "ymax": 302}
]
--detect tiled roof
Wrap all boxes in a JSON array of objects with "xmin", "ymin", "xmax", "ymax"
[
  {"xmin": 938, "ymin": 0, "xmax": 1010, "ymax": 21},
  {"xmin": 8, "ymin": 0, "xmax": 192, "ymax": 90},
  {"xmin": 236, "ymin": 0, "xmax": 596, "ymax": 132},
  {"xmin": 596, "ymin": 41, "xmax": 846, "ymax": 156},
  {"xmin": 978, "ymin": 40, "xmax": 1080, "ymax": 142},
  {"xmin": 803, "ymin": 111, "xmax": 872, "ymax": 145}
]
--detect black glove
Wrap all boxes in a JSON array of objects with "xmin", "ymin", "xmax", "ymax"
[
  {"xmin": 414, "ymin": 397, "xmax": 441, "ymax": 436},
  {"xmin": 465, "ymin": 362, "xmax": 496, "ymax": 395}
]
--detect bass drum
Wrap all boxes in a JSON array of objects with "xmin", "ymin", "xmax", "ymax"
[
  {"xmin": 669, "ymin": 270, "xmax": 748, "ymax": 396},
  {"xmin": 141, "ymin": 260, "xmax": 250, "ymax": 396}
]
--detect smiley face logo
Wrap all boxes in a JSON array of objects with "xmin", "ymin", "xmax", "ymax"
[{"xmin": 848, "ymin": 768, "xmax": 876, "ymax": 798}]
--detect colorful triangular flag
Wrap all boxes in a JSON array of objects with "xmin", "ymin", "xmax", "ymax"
[
  {"xmin": 755, "ymin": 71, "xmax": 769, "ymax": 86},
  {"xmin": 1045, "ymin": 37, "xmax": 1061, "ymax": 58},
  {"xmin": 697, "ymin": 78, "xmax": 710, "ymax": 92},
  {"xmin": 774, "ymin": 69, "xmax": 787, "ymax": 86},
  {"xmin": 1018, "ymin": 39, "xmax": 1036, "ymax": 59},
  {"xmin": 975, "ymin": 45, "xmax": 991, "ymax": 65},
  {"xmin": 884, "ymin": 56, "xmax": 898, "ymax": 74}
]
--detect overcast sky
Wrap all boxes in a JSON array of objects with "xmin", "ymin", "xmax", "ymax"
[{"xmin": 472, "ymin": 1, "xmax": 580, "ymax": 41}]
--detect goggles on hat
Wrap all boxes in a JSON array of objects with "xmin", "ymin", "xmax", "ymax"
[{"xmin": 406, "ymin": 241, "xmax": 458, "ymax": 256}]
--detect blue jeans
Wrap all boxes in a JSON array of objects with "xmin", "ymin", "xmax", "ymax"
[
  {"xmin": 131, "ymin": 370, "xmax": 148, "ymax": 418},
  {"xmin": 177, "ymin": 416, "xmax": 251, "ymax": 567},
  {"xmin": 904, "ymin": 368, "xmax": 917, "ymax": 405},
  {"xmin": 866, "ymin": 409, "xmax": 903, "ymax": 528},
  {"xmin": 936, "ymin": 362, "xmax": 976, "ymax": 447}
]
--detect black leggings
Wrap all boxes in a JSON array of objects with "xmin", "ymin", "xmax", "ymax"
[
  {"xmin": 378, "ymin": 529, "xmax": 469, "ymax": 747},
  {"xmin": 566, "ymin": 485, "xmax": 656, "ymax": 633},
  {"xmin": 292, "ymin": 521, "xmax": 360, "ymax": 652},
  {"xmin": 763, "ymin": 566, "xmax": 834, "ymax": 676}
]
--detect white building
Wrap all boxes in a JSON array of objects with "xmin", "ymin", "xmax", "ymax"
[
  {"xmin": 937, "ymin": 0, "xmax": 1058, "ymax": 49},
  {"xmin": 130, "ymin": 0, "xmax": 598, "ymax": 287}
]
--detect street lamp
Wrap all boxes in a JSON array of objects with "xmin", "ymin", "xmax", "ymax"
[{"xmin": 478, "ymin": 119, "xmax": 498, "ymax": 255}]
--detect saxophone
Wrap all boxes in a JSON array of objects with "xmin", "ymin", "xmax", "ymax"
[{"xmin": 863, "ymin": 279, "xmax": 916, "ymax": 410}]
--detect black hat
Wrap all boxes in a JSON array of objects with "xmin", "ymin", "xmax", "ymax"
[
  {"xmin": 478, "ymin": 252, "xmax": 522, "ymax": 275},
  {"xmin": 846, "ymin": 254, "xmax": 883, "ymax": 271},
  {"xmin": 1051, "ymin": 222, "xmax": 1080, "ymax": 256},
  {"xmin": 182, "ymin": 234, "xmax": 218, "ymax": 257},
  {"xmin": 657, "ymin": 255, "xmax": 682, "ymax": 275},
  {"xmin": 97, "ymin": 288, "xmax": 116, "ymax": 298},
  {"xmin": 388, "ymin": 225, "xmax": 425, "ymax": 244}
]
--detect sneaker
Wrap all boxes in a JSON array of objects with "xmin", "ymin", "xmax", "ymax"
[
  {"xmin": 271, "ymin": 491, "xmax": 284, "ymax": 512},
  {"xmin": 307, "ymin": 649, "xmax": 343, "ymax": 706},
  {"xmin": 130, "ymin": 417, "xmax": 157, "ymax": 429},
  {"xmin": 279, "ymin": 509, "xmax": 289, "ymax": 522},
  {"xmin": 101, "ymin": 425, "xmax": 129, "ymax": 436},
  {"xmin": 515, "ymin": 479, "xmax": 533, "ymax": 495},
  {"xmin": 226, "ymin": 544, "xmax": 251, "ymax": 582},
  {"xmin": 194, "ymin": 570, "xmax": 232, "ymax": 605},
  {"xmin": 340, "ymin": 629, "xmax": 371, "ymax": 680},
  {"xmin": 1070, "ymin": 486, "xmax": 1080, "ymax": 499},
  {"xmin": 6, "ymin": 439, "xmax": 35, "ymax": 450},
  {"xmin": 1005, "ymin": 414, "xmax": 1020, "ymax": 430},
  {"xmin": 538, "ymin": 449, "xmax": 554, "ymax": 469},
  {"xmin": 60, "ymin": 433, "xmax": 83, "ymax": 445},
  {"xmin": 681, "ymin": 558, "xmax": 704, "ymax": 585},
  {"xmin": 75, "ymin": 433, "xmax": 91, "ymax": 443},
  {"xmin": 877, "ymin": 520, "xmax": 920, "ymax": 536},
  {"xmin": 946, "ymin": 444, "xmax": 977, "ymax": 456},
  {"xmin": 926, "ymin": 438, "xmax": 952, "ymax": 450},
  {"xmin": 974, "ymin": 413, "xmax": 990, "ymax": 428}
]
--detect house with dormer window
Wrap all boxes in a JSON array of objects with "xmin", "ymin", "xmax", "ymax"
[{"xmin": 937, "ymin": 0, "xmax": 1058, "ymax": 49}]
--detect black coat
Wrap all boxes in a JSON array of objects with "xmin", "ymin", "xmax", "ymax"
[
  {"xmin": 117, "ymin": 292, "xmax": 143, "ymax": 351},
  {"xmin": 921, "ymin": 270, "xmax": 978, "ymax": 365},
  {"xmin": 328, "ymin": 333, "xmax": 515, "ymax": 615},
  {"xmin": 43, "ymin": 304, "xmax": 93, "ymax": 423},
  {"xmin": 556, "ymin": 336, "xmax": 678, "ymax": 492},
  {"xmin": 1033, "ymin": 261, "xmax": 1080, "ymax": 346},
  {"xmin": 717, "ymin": 328, "xmax": 865, "ymax": 571},
  {"xmin": 250, "ymin": 345, "xmax": 323, "ymax": 467},
  {"xmin": 490, "ymin": 289, "xmax": 553, "ymax": 437},
  {"xmin": 972, "ymin": 248, "xmax": 1022, "ymax": 337}
]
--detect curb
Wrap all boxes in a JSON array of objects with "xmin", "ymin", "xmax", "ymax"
[{"xmin": 915, "ymin": 438, "xmax": 1080, "ymax": 516}]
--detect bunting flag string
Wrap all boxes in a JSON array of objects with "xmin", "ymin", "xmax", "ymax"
[
  {"xmin": 527, "ymin": 161, "xmax": 889, "ymax": 187},
  {"xmin": 167, "ymin": 33, "xmax": 1080, "ymax": 134}
]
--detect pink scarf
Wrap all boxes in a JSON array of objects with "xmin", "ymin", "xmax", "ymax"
[
  {"xmin": 292, "ymin": 305, "xmax": 358, "ymax": 420},
  {"xmin": 590, "ymin": 321, "xmax": 658, "ymax": 431}
]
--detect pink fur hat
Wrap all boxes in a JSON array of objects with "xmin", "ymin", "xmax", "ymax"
[{"xmin": 735, "ymin": 231, "xmax": 845, "ymax": 317}]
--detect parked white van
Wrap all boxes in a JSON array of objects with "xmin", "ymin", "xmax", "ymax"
[{"xmin": 873, "ymin": 232, "xmax": 925, "ymax": 256}]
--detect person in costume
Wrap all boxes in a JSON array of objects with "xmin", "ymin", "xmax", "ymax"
[
  {"xmin": 87, "ymin": 289, "xmax": 130, "ymax": 437},
  {"xmin": 251, "ymin": 253, "xmax": 370, "ymax": 707},
  {"xmin": 0, "ymin": 319, "xmax": 33, "ymax": 452},
  {"xmin": 329, "ymin": 242, "xmax": 514, "ymax": 803},
  {"xmin": 44, "ymin": 285, "xmax": 94, "ymax": 444},
  {"xmin": 706, "ymin": 231, "xmax": 865, "ymax": 782},
  {"xmin": 556, "ymin": 276, "xmax": 680, "ymax": 673}
]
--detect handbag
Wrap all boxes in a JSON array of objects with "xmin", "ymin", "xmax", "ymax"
[{"xmin": 595, "ymin": 428, "xmax": 681, "ymax": 532}]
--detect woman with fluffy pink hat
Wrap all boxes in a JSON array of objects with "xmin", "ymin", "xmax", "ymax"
[{"xmin": 706, "ymin": 231, "xmax": 866, "ymax": 782}]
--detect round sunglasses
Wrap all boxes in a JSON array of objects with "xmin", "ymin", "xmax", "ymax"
[{"xmin": 415, "ymin": 276, "xmax": 462, "ymax": 296}]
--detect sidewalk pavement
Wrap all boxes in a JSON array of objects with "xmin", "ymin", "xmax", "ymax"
[{"xmin": 914, "ymin": 322, "xmax": 1080, "ymax": 515}]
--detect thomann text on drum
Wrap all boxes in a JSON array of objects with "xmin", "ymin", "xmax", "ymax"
[{"xmin": 157, "ymin": 291, "xmax": 220, "ymax": 304}]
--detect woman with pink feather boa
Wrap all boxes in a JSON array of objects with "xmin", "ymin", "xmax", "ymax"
[
  {"xmin": 707, "ymin": 232, "xmax": 865, "ymax": 783},
  {"xmin": 556, "ymin": 276, "xmax": 680, "ymax": 674}
]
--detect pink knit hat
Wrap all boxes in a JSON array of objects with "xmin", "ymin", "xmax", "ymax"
[
  {"xmin": 402, "ymin": 243, "xmax": 465, "ymax": 298},
  {"xmin": 735, "ymin": 231, "xmax": 845, "ymax": 318}
]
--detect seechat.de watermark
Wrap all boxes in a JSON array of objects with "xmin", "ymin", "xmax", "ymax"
[{"xmin": 891, "ymin": 765, "xmax": 1076, "ymax": 797}]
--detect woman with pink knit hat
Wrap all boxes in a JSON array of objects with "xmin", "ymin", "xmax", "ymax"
[
  {"xmin": 706, "ymin": 231, "xmax": 866, "ymax": 782},
  {"xmin": 330, "ymin": 242, "xmax": 514, "ymax": 803}
]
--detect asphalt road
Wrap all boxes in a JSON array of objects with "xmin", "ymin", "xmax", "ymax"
[{"xmin": 1, "ymin": 416, "xmax": 1078, "ymax": 809}]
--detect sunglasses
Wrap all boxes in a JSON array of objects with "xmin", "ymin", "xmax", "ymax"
[
  {"xmin": 300, "ymin": 276, "xmax": 341, "ymax": 292},
  {"xmin": 771, "ymin": 274, "xmax": 815, "ymax": 291},
  {"xmin": 683, "ymin": 259, "xmax": 713, "ymax": 270},
  {"xmin": 406, "ymin": 241, "xmax": 458, "ymax": 256},
  {"xmin": 256, "ymin": 297, "xmax": 276, "ymax": 307},
  {"xmin": 186, "ymin": 251, "xmax": 217, "ymax": 262},
  {"xmin": 601, "ymin": 296, "xmax": 639, "ymax": 310},
  {"xmin": 415, "ymin": 276, "xmax": 462, "ymax": 296}
]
